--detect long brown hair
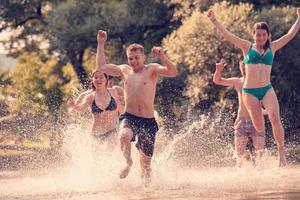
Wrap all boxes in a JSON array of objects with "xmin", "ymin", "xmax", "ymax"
[
  {"xmin": 253, "ymin": 22, "xmax": 271, "ymax": 52},
  {"xmin": 90, "ymin": 70, "xmax": 108, "ymax": 90}
]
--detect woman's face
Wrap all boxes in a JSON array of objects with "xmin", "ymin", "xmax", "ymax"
[
  {"xmin": 92, "ymin": 71, "xmax": 107, "ymax": 88},
  {"xmin": 253, "ymin": 29, "xmax": 269, "ymax": 47}
]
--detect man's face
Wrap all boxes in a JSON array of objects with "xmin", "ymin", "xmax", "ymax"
[{"xmin": 127, "ymin": 50, "xmax": 146, "ymax": 69}]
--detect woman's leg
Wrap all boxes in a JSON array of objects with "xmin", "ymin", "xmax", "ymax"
[
  {"xmin": 262, "ymin": 88, "xmax": 287, "ymax": 167},
  {"xmin": 242, "ymin": 92, "xmax": 265, "ymax": 132},
  {"xmin": 139, "ymin": 149, "xmax": 152, "ymax": 186}
]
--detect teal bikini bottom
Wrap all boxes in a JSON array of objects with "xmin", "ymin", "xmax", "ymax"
[{"xmin": 243, "ymin": 83, "xmax": 272, "ymax": 101}]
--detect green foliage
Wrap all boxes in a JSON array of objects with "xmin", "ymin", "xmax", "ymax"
[
  {"xmin": 165, "ymin": 0, "xmax": 300, "ymax": 23},
  {"xmin": 0, "ymin": 0, "xmax": 61, "ymax": 55},
  {"xmin": 1, "ymin": 0, "xmax": 176, "ymax": 87},
  {"xmin": 0, "ymin": 68, "xmax": 12, "ymax": 116},
  {"xmin": 232, "ymin": 0, "xmax": 300, "ymax": 8},
  {"xmin": 45, "ymin": 0, "xmax": 175, "ymax": 56},
  {"xmin": 164, "ymin": 2, "xmax": 255, "ymax": 107},
  {"xmin": 45, "ymin": 0, "xmax": 101, "ymax": 54},
  {"xmin": 164, "ymin": 0, "xmax": 218, "ymax": 20},
  {"xmin": 11, "ymin": 53, "xmax": 72, "ymax": 114},
  {"xmin": 0, "ymin": 68, "xmax": 12, "ymax": 95}
]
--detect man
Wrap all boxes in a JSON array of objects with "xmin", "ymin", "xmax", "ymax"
[
  {"xmin": 213, "ymin": 59, "xmax": 266, "ymax": 167},
  {"xmin": 96, "ymin": 30, "xmax": 177, "ymax": 184},
  {"xmin": 107, "ymin": 75, "xmax": 114, "ymax": 88}
]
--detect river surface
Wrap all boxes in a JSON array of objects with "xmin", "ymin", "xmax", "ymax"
[{"xmin": 1, "ymin": 122, "xmax": 299, "ymax": 200}]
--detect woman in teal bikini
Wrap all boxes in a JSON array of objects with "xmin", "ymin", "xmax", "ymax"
[{"xmin": 208, "ymin": 8, "xmax": 300, "ymax": 166}]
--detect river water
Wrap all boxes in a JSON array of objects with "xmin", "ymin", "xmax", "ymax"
[{"xmin": 1, "ymin": 120, "xmax": 300, "ymax": 200}]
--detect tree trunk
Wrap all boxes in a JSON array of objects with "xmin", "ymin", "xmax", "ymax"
[{"xmin": 67, "ymin": 50, "xmax": 90, "ymax": 89}]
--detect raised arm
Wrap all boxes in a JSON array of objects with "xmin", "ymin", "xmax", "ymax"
[
  {"xmin": 151, "ymin": 46, "xmax": 177, "ymax": 77},
  {"xmin": 207, "ymin": 10, "xmax": 250, "ymax": 52},
  {"xmin": 271, "ymin": 8, "xmax": 300, "ymax": 52},
  {"xmin": 213, "ymin": 59, "xmax": 239, "ymax": 88},
  {"xmin": 96, "ymin": 30, "xmax": 122, "ymax": 76}
]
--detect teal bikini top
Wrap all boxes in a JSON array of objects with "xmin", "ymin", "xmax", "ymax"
[{"xmin": 244, "ymin": 46, "xmax": 273, "ymax": 66}]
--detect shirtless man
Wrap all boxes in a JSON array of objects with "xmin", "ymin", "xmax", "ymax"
[
  {"xmin": 96, "ymin": 30, "xmax": 177, "ymax": 184},
  {"xmin": 213, "ymin": 59, "xmax": 266, "ymax": 167}
]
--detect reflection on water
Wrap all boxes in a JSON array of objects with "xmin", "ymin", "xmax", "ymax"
[{"xmin": 0, "ymin": 118, "xmax": 300, "ymax": 200}]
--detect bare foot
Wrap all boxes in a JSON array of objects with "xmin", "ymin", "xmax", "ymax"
[
  {"xmin": 278, "ymin": 147, "xmax": 287, "ymax": 167},
  {"xmin": 119, "ymin": 165, "xmax": 131, "ymax": 179},
  {"xmin": 278, "ymin": 155, "xmax": 287, "ymax": 167}
]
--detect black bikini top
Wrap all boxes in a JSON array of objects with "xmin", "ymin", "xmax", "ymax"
[{"xmin": 91, "ymin": 91, "xmax": 117, "ymax": 114}]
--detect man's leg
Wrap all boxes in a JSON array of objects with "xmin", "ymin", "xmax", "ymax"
[
  {"xmin": 119, "ymin": 127, "xmax": 134, "ymax": 179},
  {"xmin": 136, "ymin": 117, "xmax": 158, "ymax": 184},
  {"xmin": 252, "ymin": 135, "xmax": 265, "ymax": 166},
  {"xmin": 235, "ymin": 136, "xmax": 248, "ymax": 167},
  {"xmin": 139, "ymin": 149, "xmax": 152, "ymax": 185}
]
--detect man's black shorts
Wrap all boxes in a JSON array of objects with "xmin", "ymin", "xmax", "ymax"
[{"xmin": 119, "ymin": 112, "xmax": 158, "ymax": 157}]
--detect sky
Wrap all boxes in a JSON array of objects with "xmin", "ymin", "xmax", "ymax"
[{"xmin": 0, "ymin": 31, "xmax": 16, "ymax": 69}]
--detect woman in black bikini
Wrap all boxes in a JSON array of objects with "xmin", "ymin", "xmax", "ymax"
[{"xmin": 68, "ymin": 70, "xmax": 124, "ymax": 143}]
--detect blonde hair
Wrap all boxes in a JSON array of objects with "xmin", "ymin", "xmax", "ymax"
[{"xmin": 126, "ymin": 43, "xmax": 144, "ymax": 54}]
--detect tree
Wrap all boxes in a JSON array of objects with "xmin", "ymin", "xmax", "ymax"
[
  {"xmin": 1, "ymin": 0, "xmax": 177, "ymax": 88},
  {"xmin": 0, "ymin": 68, "xmax": 12, "ymax": 116},
  {"xmin": 165, "ymin": 0, "xmax": 300, "ymax": 22},
  {"xmin": 0, "ymin": 0, "xmax": 61, "ymax": 53},
  {"xmin": 164, "ymin": 2, "xmax": 255, "ymax": 109},
  {"xmin": 0, "ymin": 68, "xmax": 12, "ymax": 95},
  {"xmin": 10, "ymin": 52, "xmax": 72, "ymax": 113}
]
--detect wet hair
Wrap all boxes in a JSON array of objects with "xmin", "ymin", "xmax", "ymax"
[
  {"xmin": 253, "ymin": 22, "xmax": 271, "ymax": 51},
  {"xmin": 90, "ymin": 70, "xmax": 108, "ymax": 90},
  {"xmin": 126, "ymin": 43, "xmax": 144, "ymax": 54}
]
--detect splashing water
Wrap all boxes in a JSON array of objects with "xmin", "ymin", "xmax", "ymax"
[{"xmin": 1, "ymin": 114, "xmax": 300, "ymax": 200}]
